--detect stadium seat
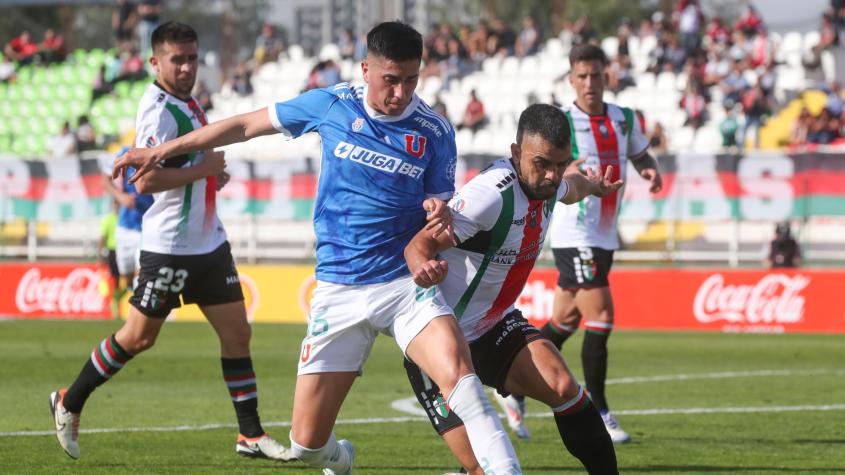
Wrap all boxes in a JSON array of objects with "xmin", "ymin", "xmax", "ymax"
[
  {"xmin": 601, "ymin": 36, "xmax": 619, "ymax": 59},
  {"xmin": 543, "ymin": 38, "xmax": 564, "ymax": 58},
  {"xmin": 318, "ymin": 43, "xmax": 341, "ymax": 62},
  {"xmin": 803, "ymin": 30, "xmax": 820, "ymax": 53}
]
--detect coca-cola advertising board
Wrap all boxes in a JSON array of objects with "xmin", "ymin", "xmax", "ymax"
[
  {"xmin": 1, "ymin": 263, "xmax": 112, "ymax": 319},
  {"xmin": 517, "ymin": 268, "xmax": 845, "ymax": 333}
]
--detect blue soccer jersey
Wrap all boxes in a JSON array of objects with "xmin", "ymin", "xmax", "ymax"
[
  {"xmin": 268, "ymin": 83, "xmax": 456, "ymax": 284},
  {"xmin": 112, "ymin": 147, "xmax": 154, "ymax": 232}
]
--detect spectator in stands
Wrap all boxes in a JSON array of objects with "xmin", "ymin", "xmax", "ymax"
[
  {"xmin": 193, "ymin": 80, "xmax": 214, "ymax": 112},
  {"xmin": 749, "ymin": 28, "xmax": 773, "ymax": 69},
  {"xmin": 515, "ymin": 16, "xmax": 540, "ymax": 57},
  {"xmin": 304, "ymin": 59, "xmax": 341, "ymax": 91},
  {"xmin": 825, "ymin": 80, "xmax": 844, "ymax": 116},
  {"xmin": 0, "ymin": 55, "xmax": 15, "ymax": 83},
  {"xmin": 720, "ymin": 59, "xmax": 749, "ymax": 106},
  {"xmin": 92, "ymin": 65, "xmax": 113, "ymax": 101},
  {"xmin": 735, "ymin": 4, "xmax": 764, "ymax": 37},
  {"xmin": 254, "ymin": 22, "xmax": 283, "ymax": 66},
  {"xmin": 40, "ymin": 29, "xmax": 66, "ymax": 63},
  {"xmin": 703, "ymin": 46, "xmax": 730, "ymax": 87},
  {"xmin": 115, "ymin": 46, "xmax": 147, "ymax": 82},
  {"xmin": 791, "ymin": 107, "xmax": 813, "ymax": 146},
  {"xmin": 112, "ymin": 0, "xmax": 137, "ymax": 46},
  {"xmin": 338, "ymin": 28, "xmax": 356, "ymax": 60},
  {"xmin": 4, "ymin": 30, "xmax": 39, "ymax": 65},
  {"xmin": 649, "ymin": 121, "xmax": 669, "ymax": 156},
  {"xmin": 807, "ymin": 107, "xmax": 842, "ymax": 144},
  {"xmin": 676, "ymin": 0, "xmax": 704, "ymax": 58},
  {"xmin": 432, "ymin": 94, "xmax": 449, "ymax": 122},
  {"xmin": 488, "ymin": 18, "xmax": 516, "ymax": 56},
  {"xmin": 681, "ymin": 81, "xmax": 708, "ymax": 130},
  {"xmin": 457, "ymin": 89, "xmax": 487, "ymax": 134},
  {"xmin": 50, "ymin": 121, "xmax": 77, "ymax": 158},
  {"xmin": 616, "ymin": 18, "xmax": 633, "ymax": 58},
  {"xmin": 571, "ymin": 16, "xmax": 596, "ymax": 46},
  {"xmin": 230, "ymin": 61, "xmax": 253, "ymax": 96},
  {"xmin": 705, "ymin": 17, "xmax": 731, "ymax": 46},
  {"xmin": 137, "ymin": 0, "xmax": 162, "ymax": 56},
  {"xmin": 720, "ymin": 102, "xmax": 740, "ymax": 151},
  {"xmin": 741, "ymin": 82, "xmax": 773, "ymax": 148},
  {"xmin": 468, "ymin": 20, "xmax": 490, "ymax": 61},
  {"xmin": 607, "ymin": 55, "xmax": 635, "ymax": 93},
  {"xmin": 665, "ymin": 34, "xmax": 687, "ymax": 72},
  {"xmin": 765, "ymin": 222, "xmax": 801, "ymax": 268},
  {"xmin": 76, "ymin": 116, "xmax": 97, "ymax": 152},
  {"xmin": 819, "ymin": 11, "xmax": 840, "ymax": 50}
]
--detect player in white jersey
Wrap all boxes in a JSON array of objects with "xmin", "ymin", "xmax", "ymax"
[
  {"xmin": 403, "ymin": 104, "xmax": 621, "ymax": 474},
  {"xmin": 502, "ymin": 43, "xmax": 664, "ymax": 444},
  {"xmin": 114, "ymin": 21, "xmax": 521, "ymax": 475},
  {"xmin": 49, "ymin": 22, "xmax": 292, "ymax": 462}
]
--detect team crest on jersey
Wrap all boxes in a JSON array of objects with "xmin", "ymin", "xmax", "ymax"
[
  {"xmin": 598, "ymin": 121, "xmax": 609, "ymax": 138},
  {"xmin": 351, "ymin": 117, "xmax": 364, "ymax": 132},
  {"xmin": 145, "ymin": 136, "xmax": 157, "ymax": 147},
  {"xmin": 620, "ymin": 120, "xmax": 629, "ymax": 136},
  {"xmin": 404, "ymin": 134, "xmax": 426, "ymax": 158},
  {"xmin": 451, "ymin": 199, "xmax": 466, "ymax": 212}
]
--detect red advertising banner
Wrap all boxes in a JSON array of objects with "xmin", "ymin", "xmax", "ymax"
[
  {"xmin": 0, "ymin": 263, "xmax": 112, "ymax": 320},
  {"xmin": 517, "ymin": 268, "xmax": 845, "ymax": 333}
]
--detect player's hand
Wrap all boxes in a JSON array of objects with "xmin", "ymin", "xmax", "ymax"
[
  {"xmin": 423, "ymin": 198, "xmax": 453, "ymax": 239},
  {"xmin": 114, "ymin": 146, "xmax": 161, "ymax": 183},
  {"xmin": 640, "ymin": 168, "xmax": 663, "ymax": 193},
  {"xmin": 215, "ymin": 171, "xmax": 230, "ymax": 191},
  {"xmin": 586, "ymin": 165, "xmax": 624, "ymax": 197},
  {"xmin": 201, "ymin": 150, "xmax": 226, "ymax": 176},
  {"xmin": 412, "ymin": 258, "xmax": 448, "ymax": 288},
  {"xmin": 118, "ymin": 191, "xmax": 136, "ymax": 209},
  {"xmin": 566, "ymin": 158, "xmax": 586, "ymax": 175}
]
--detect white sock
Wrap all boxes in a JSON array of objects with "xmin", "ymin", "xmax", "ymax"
[
  {"xmin": 289, "ymin": 431, "xmax": 351, "ymax": 473},
  {"xmin": 447, "ymin": 374, "xmax": 522, "ymax": 475}
]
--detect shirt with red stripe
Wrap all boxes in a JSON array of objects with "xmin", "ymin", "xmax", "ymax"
[
  {"xmin": 134, "ymin": 82, "xmax": 225, "ymax": 255},
  {"xmin": 440, "ymin": 159, "xmax": 569, "ymax": 342},
  {"xmin": 549, "ymin": 102, "xmax": 649, "ymax": 250}
]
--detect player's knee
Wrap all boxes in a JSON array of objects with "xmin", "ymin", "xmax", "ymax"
[
  {"xmin": 122, "ymin": 333, "xmax": 157, "ymax": 354},
  {"xmin": 220, "ymin": 324, "xmax": 251, "ymax": 353}
]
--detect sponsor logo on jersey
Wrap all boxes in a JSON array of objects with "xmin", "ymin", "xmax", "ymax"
[
  {"xmin": 495, "ymin": 173, "xmax": 516, "ymax": 190},
  {"xmin": 447, "ymin": 158, "xmax": 456, "ymax": 181},
  {"xmin": 404, "ymin": 134, "xmax": 426, "ymax": 158},
  {"xmin": 351, "ymin": 117, "xmax": 364, "ymax": 132},
  {"xmin": 226, "ymin": 275, "xmax": 240, "ymax": 285},
  {"xmin": 333, "ymin": 141, "xmax": 424, "ymax": 179},
  {"xmin": 413, "ymin": 116, "xmax": 442, "ymax": 137},
  {"xmin": 512, "ymin": 216, "xmax": 525, "ymax": 226}
]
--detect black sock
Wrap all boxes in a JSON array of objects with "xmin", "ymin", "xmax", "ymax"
[
  {"xmin": 581, "ymin": 325, "xmax": 611, "ymax": 411},
  {"xmin": 222, "ymin": 357, "xmax": 264, "ymax": 438},
  {"xmin": 540, "ymin": 321, "xmax": 575, "ymax": 350},
  {"xmin": 553, "ymin": 389, "xmax": 618, "ymax": 475},
  {"xmin": 63, "ymin": 334, "xmax": 133, "ymax": 413}
]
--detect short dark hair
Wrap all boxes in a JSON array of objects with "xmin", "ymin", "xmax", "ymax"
[
  {"xmin": 569, "ymin": 43, "xmax": 607, "ymax": 67},
  {"xmin": 517, "ymin": 103, "xmax": 570, "ymax": 150},
  {"xmin": 367, "ymin": 21, "xmax": 423, "ymax": 62},
  {"xmin": 151, "ymin": 21, "xmax": 198, "ymax": 53}
]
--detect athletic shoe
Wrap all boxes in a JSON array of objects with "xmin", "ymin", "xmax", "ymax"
[
  {"xmin": 493, "ymin": 392, "xmax": 530, "ymax": 439},
  {"xmin": 236, "ymin": 433, "xmax": 296, "ymax": 461},
  {"xmin": 600, "ymin": 410, "xmax": 631, "ymax": 444},
  {"xmin": 49, "ymin": 388, "xmax": 80, "ymax": 459},
  {"xmin": 323, "ymin": 438, "xmax": 355, "ymax": 475}
]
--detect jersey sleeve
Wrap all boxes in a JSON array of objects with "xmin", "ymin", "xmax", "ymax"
[
  {"xmin": 449, "ymin": 178, "xmax": 504, "ymax": 244},
  {"xmin": 135, "ymin": 108, "xmax": 178, "ymax": 150},
  {"xmin": 267, "ymin": 89, "xmax": 335, "ymax": 138},
  {"xmin": 556, "ymin": 179, "xmax": 571, "ymax": 202},
  {"xmin": 424, "ymin": 129, "xmax": 457, "ymax": 200},
  {"xmin": 625, "ymin": 108, "xmax": 650, "ymax": 158}
]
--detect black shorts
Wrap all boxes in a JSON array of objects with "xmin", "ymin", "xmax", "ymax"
[
  {"xmin": 403, "ymin": 309, "xmax": 542, "ymax": 435},
  {"xmin": 106, "ymin": 250, "xmax": 120, "ymax": 281},
  {"xmin": 129, "ymin": 241, "xmax": 244, "ymax": 318},
  {"xmin": 553, "ymin": 247, "xmax": 615, "ymax": 289}
]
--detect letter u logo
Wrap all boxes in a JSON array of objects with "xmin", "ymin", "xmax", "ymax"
[{"xmin": 405, "ymin": 134, "xmax": 426, "ymax": 158}]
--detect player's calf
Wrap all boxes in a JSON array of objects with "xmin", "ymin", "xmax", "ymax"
[{"xmin": 552, "ymin": 386, "xmax": 618, "ymax": 475}]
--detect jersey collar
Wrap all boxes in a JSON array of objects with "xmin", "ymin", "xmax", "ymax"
[
  {"xmin": 362, "ymin": 86, "xmax": 420, "ymax": 123},
  {"xmin": 153, "ymin": 80, "xmax": 193, "ymax": 103}
]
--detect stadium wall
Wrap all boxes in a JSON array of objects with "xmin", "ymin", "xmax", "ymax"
[{"xmin": 3, "ymin": 263, "xmax": 844, "ymax": 334}]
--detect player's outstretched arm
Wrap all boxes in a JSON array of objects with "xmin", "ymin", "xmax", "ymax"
[
  {"xmin": 134, "ymin": 151, "xmax": 225, "ymax": 194},
  {"xmin": 560, "ymin": 165, "xmax": 623, "ymax": 204},
  {"xmin": 631, "ymin": 152, "xmax": 663, "ymax": 193},
  {"xmin": 115, "ymin": 108, "xmax": 277, "ymax": 183},
  {"xmin": 405, "ymin": 223, "xmax": 456, "ymax": 288}
]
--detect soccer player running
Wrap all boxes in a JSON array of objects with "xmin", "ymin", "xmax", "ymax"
[
  {"xmin": 404, "ymin": 103, "xmax": 620, "ymax": 475},
  {"xmin": 501, "ymin": 43, "xmax": 664, "ymax": 444},
  {"xmin": 113, "ymin": 21, "xmax": 521, "ymax": 475},
  {"xmin": 49, "ymin": 22, "xmax": 293, "ymax": 461}
]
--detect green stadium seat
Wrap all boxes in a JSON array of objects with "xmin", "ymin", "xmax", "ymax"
[
  {"xmin": 43, "ymin": 116, "xmax": 62, "ymax": 135},
  {"xmin": 114, "ymin": 81, "xmax": 131, "ymax": 98},
  {"xmin": 20, "ymin": 84, "xmax": 36, "ymax": 101},
  {"xmin": 130, "ymin": 81, "xmax": 148, "ymax": 99},
  {"xmin": 34, "ymin": 102, "xmax": 51, "ymax": 117},
  {"xmin": 69, "ymin": 101, "xmax": 87, "ymax": 118},
  {"xmin": 120, "ymin": 98, "xmax": 136, "ymax": 116},
  {"xmin": 14, "ymin": 101, "xmax": 34, "ymax": 118},
  {"xmin": 72, "ymin": 83, "xmax": 91, "ymax": 102},
  {"xmin": 86, "ymin": 48, "xmax": 105, "ymax": 69},
  {"xmin": 0, "ymin": 135, "xmax": 11, "ymax": 153},
  {"xmin": 31, "ymin": 68, "xmax": 47, "ymax": 85},
  {"xmin": 11, "ymin": 138, "xmax": 27, "ymax": 156},
  {"xmin": 73, "ymin": 48, "xmax": 87, "ymax": 64}
]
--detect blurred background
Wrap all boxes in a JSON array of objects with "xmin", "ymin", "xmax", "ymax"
[{"xmin": 1, "ymin": 0, "xmax": 843, "ymax": 327}]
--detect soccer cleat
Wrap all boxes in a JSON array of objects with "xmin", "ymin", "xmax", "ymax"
[
  {"xmin": 493, "ymin": 392, "xmax": 530, "ymax": 439},
  {"xmin": 236, "ymin": 433, "xmax": 296, "ymax": 461},
  {"xmin": 323, "ymin": 438, "xmax": 355, "ymax": 475},
  {"xmin": 49, "ymin": 388, "xmax": 80, "ymax": 459},
  {"xmin": 600, "ymin": 410, "xmax": 631, "ymax": 444}
]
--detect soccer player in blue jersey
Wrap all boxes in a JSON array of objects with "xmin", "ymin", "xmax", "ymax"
[{"xmin": 116, "ymin": 21, "xmax": 521, "ymax": 475}]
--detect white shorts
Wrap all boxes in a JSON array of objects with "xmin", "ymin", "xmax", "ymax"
[
  {"xmin": 115, "ymin": 226, "xmax": 141, "ymax": 277},
  {"xmin": 297, "ymin": 275, "xmax": 454, "ymax": 375}
]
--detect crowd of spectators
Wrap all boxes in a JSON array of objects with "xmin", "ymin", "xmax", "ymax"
[{"xmin": 3, "ymin": 29, "xmax": 66, "ymax": 67}]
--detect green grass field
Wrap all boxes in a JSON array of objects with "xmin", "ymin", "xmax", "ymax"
[{"xmin": 1, "ymin": 320, "xmax": 844, "ymax": 474}]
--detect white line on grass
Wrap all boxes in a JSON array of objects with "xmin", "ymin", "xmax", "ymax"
[
  {"xmin": 606, "ymin": 368, "xmax": 845, "ymax": 385},
  {"xmin": 5, "ymin": 403, "xmax": 845, "ymax": 438}
]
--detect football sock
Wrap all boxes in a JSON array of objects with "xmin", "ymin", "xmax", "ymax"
[
  {"xmin": 222, "ymin": 357, "xmax": 264, "ymax": 438},
  {"xmin": 447, "ymin": 374, "xmax": 522, "ymax": 474},
  {"xmin": 582, "ymin": 322, "xmax": 612, "ymax": 412},
  {"xmin": 63, "ymin": 334, "xmax": 133, "ymax": 413},
  {"xmin": 541, "ymin": 320, "xmax": 577, "ymax": 350},
  {"xmin": 290, "ymin": 431, "xmax": 352, "ymax": 473},
  {"xmin": 552, "ymin": 386, "xmax": 618, "ymax": 474}
]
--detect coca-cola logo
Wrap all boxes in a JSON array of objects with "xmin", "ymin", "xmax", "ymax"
[
  {"xmin": 15, "ymin": 267, "xmax": 107, "ymax": 315},
  {"xmin": 693, "ymin": 273, "xmax": 809, "ymax": 325}
]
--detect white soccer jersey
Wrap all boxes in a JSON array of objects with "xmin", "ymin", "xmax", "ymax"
[
  {"xmin": 549, "ymin": 102, "xmax": 649, "ymax": 250},
  {"xmin": 440, "ymin": 159, "xmax": 569, "ymax": 342},
  {"xmin": 134, "ymin": 82, "xmax": 226, "ymax": 255}
]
